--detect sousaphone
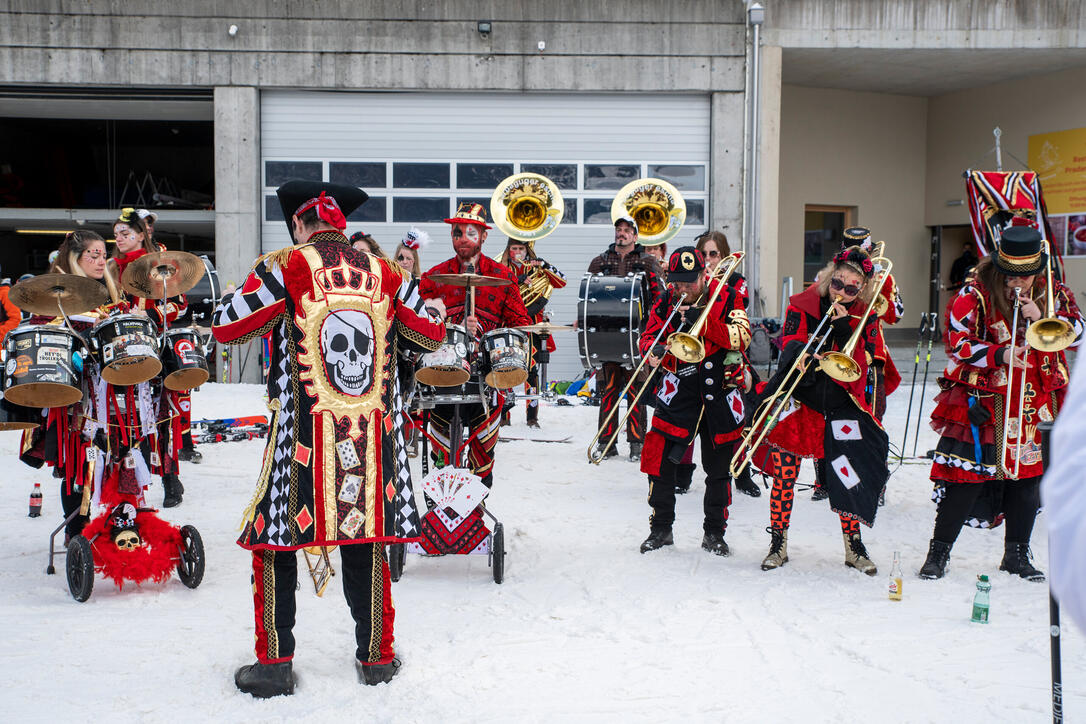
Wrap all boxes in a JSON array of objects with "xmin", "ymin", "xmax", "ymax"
[
  {"xmin": 611, "ymin": 178, "xmax": 686, "ymax": 246},
  {"xmin": 490, "ymin": 173, "xmax": 564, "ymax": 243}
]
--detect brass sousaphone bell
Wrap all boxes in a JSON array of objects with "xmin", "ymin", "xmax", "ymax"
[
  {"xmin": 611, "ymin": 177, "xmax": 686, "ymax": 246},
  {"xmin": 490, "ymin": 172, "xmax": 565, "ymax": 243}
]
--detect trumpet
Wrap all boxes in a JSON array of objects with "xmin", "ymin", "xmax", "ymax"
[
  {"xmin": 730, "ymin": 297, "xmax": 842, "ymax": 478},
  {"xmin": 667, "ymin": 251, "xmax": 745, "ymax": 363},
  {"xmin": 586, "ymin": 292, "xmax": 687, "ymax": 464},
  {"xmin": 1025, "ymin": 239, "xmax": 1075, "ymax": 352},
  {"xmin": 818, "ymin": 257, "xmax": 893, "ymax": 382}
]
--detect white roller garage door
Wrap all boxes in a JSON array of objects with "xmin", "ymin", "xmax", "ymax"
[{"xmin": 260, "ymin": 90, "xmax": 711, "ymax": 381}]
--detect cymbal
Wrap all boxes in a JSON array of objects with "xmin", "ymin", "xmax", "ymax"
[
  {"xmin": 10, "ymin": 273, "xmax": 110, "ymax": 316},
  {"xmin": 515, "ymin": 321, "xmax": 574, "ymax": 334},
  {"xmin": 121, "ymin": 251, "xmax": 206, "ymax": 298},
  {"xmin": 427, "ymin": 273, "xmax": 511, "ymax": 288}
]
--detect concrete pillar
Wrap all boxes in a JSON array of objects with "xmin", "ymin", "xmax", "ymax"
[
  {"xmin": 710, "ymin": 91, "xmax": 746, "ymax": 254},
  {"xmin": 757, "ymin": 45, "xmax": 782, "ymax": 316},
  {"xmin": 213, "ymin": 86, "xmax": 262, "ymax": 383}
]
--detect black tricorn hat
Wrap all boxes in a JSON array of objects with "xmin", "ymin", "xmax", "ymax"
[
  {"xmin": 276, "ymin": 180, "xmax": 369, "ymax": 239},
  {"xmin": 995, "ymin": 225, "xmax": 1046, "ymax": 276}
]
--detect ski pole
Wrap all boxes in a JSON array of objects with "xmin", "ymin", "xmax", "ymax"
[
  {"xmin": 1038, "ymin": 420, "xmax": 1063, "ymax": 724},
  {"xmin": 911, "ymin": 312, "xmax": 938, "ymax": 457},
  {"xmin": 897, "ymin": 312, "xmax": 930, "ymax": 462}
]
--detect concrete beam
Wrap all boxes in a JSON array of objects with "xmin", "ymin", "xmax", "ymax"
[
  {"xmin": 709, "ymin": 91, "xmax": 744, "ymax": 246},
  {"xmin": 213, "ymin": 85, "xmax": 261, "ymax": 383},
  {"xmin": 756, "ymin": 45, "xmax": 782, "ymax": 317}
]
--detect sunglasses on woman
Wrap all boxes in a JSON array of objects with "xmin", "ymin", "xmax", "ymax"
[
  {"xmin": 705, "ymin": 250, "xmax": 720, "ymax": 258},
  {"xmin": 830, "ymin": 277, "xmax": 862, "ymax": 296}
]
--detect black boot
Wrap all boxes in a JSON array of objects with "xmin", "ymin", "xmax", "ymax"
[
  {"xmin": 356, "ymin": 657, "xmax": 402, "ymax": 685},
  {"xmin": 701, "ymin": 531, "xmax": 729, "ymax": 557},
  {"xmin": 179, "ymin": 447, "xmax": 203, "ymax": 464},
  {"xmin": 162, "ymin": 474, "xmax": 184, "ymax": 508},
  {"xmin": 1000, "ymin": 542, "xmax": 1045, "ymax": 582},
  {"xmin": 918, "ymin": 539, "xmax": 952, "ymax": 579},
  {"xmin": 235, "ymin": 661, "xmax": 294, "ymax": 698},
  {"xmin": 629, "ymin": 442, "xmax": 642, "ymax": 462},
  {"xmin": 639, "ymin": 528, "xmax": 673, "ymax": 554},
  {"xmin": 734, "ymin": 469, "xmax": 761, "ymax": 498},
  {"xmin": 675, "ymin": 463, "xmax": 696, "ymax": 494}
]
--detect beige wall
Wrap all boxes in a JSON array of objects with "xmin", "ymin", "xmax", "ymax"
[
  {"xmin": 777, "ymin": 85, "xmax": 930, "ymax": 324},
  {"xmin": 925, "ymin": 65, "xmax": 1086, "ymax": 298}
]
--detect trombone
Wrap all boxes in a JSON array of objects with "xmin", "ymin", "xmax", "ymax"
[
  {"xmin": 667, "ymin": 251, "xmax": 745, "ymax": 363},
  {"xmin": 1025, "ymin": 239, "xmax": 1075, "ymax": 352},
  {"xmin": 1000, "ymin": 287, "xmax": 1029, "ymax": 479},
  {"xmin": 818, "ymin": 257, "xmax": 893, "ymax": 382},
  {"xmin": 729, "ymin": 297, "xmax": 842, "ymax": 478},
  {"xmin": 586, "ymin": 292, "xmax": 687, "ymax": 464}
]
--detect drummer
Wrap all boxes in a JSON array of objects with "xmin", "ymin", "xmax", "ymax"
[
  {"xmin": 19, "ymin": 231, "xmax": 156, "ymax": 543},
  {"xmin": 111, "ymin": 208, "xmax": 189, "ymax": 507},
  {"xmin": 419, "ymin": 203, "xmax": 531, "ymax": 488},
  {"xmin": 497, "ymin": 237, "xmax": 566, "ymax": 428}
]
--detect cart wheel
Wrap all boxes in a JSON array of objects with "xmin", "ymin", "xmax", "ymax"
[
  {"xmin": 491, "ymin": 523, "xmax": 505, "ymax": 585},
  {"xmin": 66, "ymin": 535, "xmax": 94, "ymax": 602},
  {"xmin": 388, "ymin": 543, "xmax": 405, "ymax": 582},
  {"xmin": 176, "ymin": 525, "xmax": 205, "ymax": 589}
]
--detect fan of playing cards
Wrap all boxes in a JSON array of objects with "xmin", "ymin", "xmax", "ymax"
[{"xmin": 419, "ymin": 467, "xmax": 490, "ymax": 519}]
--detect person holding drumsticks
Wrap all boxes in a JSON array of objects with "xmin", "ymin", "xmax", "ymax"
[
  {"xmin": 110, "ymin": 208, "xmax": 189, "ymax": 507},
  {"xmin": 418, "ymin": 203, "xmax": 531, "ymax": 489}
]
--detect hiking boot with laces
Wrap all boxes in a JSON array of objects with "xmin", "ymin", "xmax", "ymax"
[
  {"xmin": 760, "ymin": 527, "xmax": 789, "ymax": 570},
  {"xmin": 918, "ymin": 539, "xmax": 952, "ymax": 580},
  {"xmin": 844, "ymin": 532, "xmax": 877, "ymax": 576},
  {"xmin": 999, "ymin": 542, "xmax": 1045, "ymax": 582}
]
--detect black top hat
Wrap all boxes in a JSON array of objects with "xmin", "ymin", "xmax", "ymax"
[
  {"xmin": 276, "ymin": 180, "xmax": 369, "ymax": 239},
  {"xmin": 995, "ymin": 226, "xmax": 1046, "ymax": 276},
  {"xmin": 667, "ymin": 246, "xmax": 706, "ymax": 283}
]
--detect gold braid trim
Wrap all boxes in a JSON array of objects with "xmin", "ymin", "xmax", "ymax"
[
  {"xmin": 224, "ymin": 314, "xmax": 283, "ymax": 346},
  {"xmin": 397, "ymin": 320, "xmax": 443, "ymax": 352},
  {"xmin": 239, "ymin": 399, "xmax": 281, "ymax": 531},
  {"xmin": 367, "ymin": 545, "xmax": 383, "ymax": 662},
  {"xmin": 259, "ymin": 246, "xmax": 296, "ymax": 272},
  {"xmin": 994, "ymin": 394, "xmax": 1005, "ymax": 481}
]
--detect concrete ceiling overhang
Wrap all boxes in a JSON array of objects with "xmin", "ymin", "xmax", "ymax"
[{"xmin": 782, "ymin": 47, "xmax": 1086, "ymax": 96}]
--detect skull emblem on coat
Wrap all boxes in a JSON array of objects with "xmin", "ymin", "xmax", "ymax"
[{"xmin": 321, "ymin": 310, "xmax": 375, "ymax": 396}]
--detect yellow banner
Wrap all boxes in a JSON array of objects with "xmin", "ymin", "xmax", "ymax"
[{"xmin": 1029, "ymin": 126, "xmax": 1086, "ymax": 215}]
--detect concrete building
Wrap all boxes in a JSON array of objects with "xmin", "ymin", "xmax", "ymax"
[{"xmin": 2, "ymin": 1, "xmax": 1086, "ymax": 381}]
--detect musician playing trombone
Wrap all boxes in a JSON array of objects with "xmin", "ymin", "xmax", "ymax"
[
  {"xmin": 749, "ymin": 246, "xmax": 888, "ymax": 575},
  {"xmin": 637, "ymin": 246, "xmax": 750, "ymax": 555},
  {"xmin": 919, "ymin": 226, "xmax": 1083, "ymax": 581}
]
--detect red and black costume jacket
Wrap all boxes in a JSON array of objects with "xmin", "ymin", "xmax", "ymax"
[
  {"xmin": 419, "ymin": 255, "xmax": 532, "ymax": 336},
  {"xmin": 761, "ymin": 285, "xmax": 880, "ymax": 459},
  {"xmin": 213, "ymin": 231, "xmax": 445, "ymax": 550},
  {"xmin": 870, "ymin": 271, "xmax": 903, "ymax": 396},
  {"xmin": 931, "ymin": 277, "xmax": 1083, "ymax": 481},
  {"xmin": 111, "ymin": 243, "xmax": 187, "ymax": 331},
  {"xmin": 587, "ymin": 243, "xmax": 666, "ymax": 320},
  {"xmin": 638, "ymin": 278, "xmax": 751, "ymax": 450}
]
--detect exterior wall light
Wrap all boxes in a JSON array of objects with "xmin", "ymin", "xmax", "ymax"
[{"xmin": 477, "ymin": 20, "xmax": 491, "ymax": 38}]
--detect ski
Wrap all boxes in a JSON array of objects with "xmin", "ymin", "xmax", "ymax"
[
  {"xmin": 498, "ymin": 435, "xmax": 573, "ymax": 444},
  {"xmin": 192, "ymin": 416, "xmax": 270, "ymax": 444}
]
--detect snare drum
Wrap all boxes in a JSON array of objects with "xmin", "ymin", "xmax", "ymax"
[
  {"xmin": 162, "ymin": 328, "xmax": 209, "ymax": 391},
  {"xmin": 4, "ymin": 324, "xmax": 83, "ymax": 408},
  {"xmin": 481, "ymin": 328, "xmax": 529, "ymax": 389},
  {"xmin": 415, "ymin": 324, "xmax": 472, "ymax": 388},
  {"xmin": 577, "ymin": 273, "xmax": 645, "ymax": 369},
  {"xmin": 91, "ymin": 314, "xmax": 161, "ymax": 385}
]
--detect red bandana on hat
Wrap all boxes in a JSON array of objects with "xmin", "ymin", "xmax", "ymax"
[{"xmin": 295, "ymin": 192, "xmax": 347, "ymax": 231}]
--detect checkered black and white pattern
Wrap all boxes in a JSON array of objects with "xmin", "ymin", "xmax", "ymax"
[
  {"xmin": 390, "ymin": 371, "xmax": 420, "ymax": 538},
  {"xmin": 265, "ymin": 324, "xmax": 293, "ymax": 547}
]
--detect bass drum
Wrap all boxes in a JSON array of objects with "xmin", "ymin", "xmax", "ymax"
[
  {"xmin": 179, "ymin": 255, "xmax": 221, "ymax": 328},
  {"xmin": 577, "ymin": 273, "xmax": 644, "ymax": 370},
  {"xmin": 4, "ymin": 324, "xmax": 83, "ymax": 408}
]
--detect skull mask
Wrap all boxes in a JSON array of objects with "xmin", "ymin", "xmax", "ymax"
[
  {"xmin": 321, "ymin": 311, "xmax": 375, "ymax": 396},
  {"xmin": 109, "ymin": 503, "xmax": 141, "ymax": 551}
]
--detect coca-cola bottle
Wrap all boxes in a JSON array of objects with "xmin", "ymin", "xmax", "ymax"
[{"xmin": 28, "ymin": 483, "xmax": 42, "ymax": 517}]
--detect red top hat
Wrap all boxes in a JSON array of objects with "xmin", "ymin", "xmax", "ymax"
[{"xmin": 444, "ymin": 202, "xmax": 491, "ymax": 229}]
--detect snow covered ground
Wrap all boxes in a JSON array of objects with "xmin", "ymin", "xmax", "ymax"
[{"xmin": 1, "ymin": 377, "xmax": 1082, "ymax": 723}]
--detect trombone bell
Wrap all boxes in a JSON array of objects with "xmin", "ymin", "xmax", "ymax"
[
  {"xmin": 1026, "ymin": 317, "xmax": 1075, "ymax": 352},
  {"xmin": 818, "ymin": 351, "xmax": 861, "ymax": 382},
  {"xmin": 667, "ymin": 333, "xmax": 703, "ymax": 363}
]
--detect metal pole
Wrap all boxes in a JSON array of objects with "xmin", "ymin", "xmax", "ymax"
[
  {"xmin": 1038, "ymin": 420, "xmax": 1062, "ymax": 724},
  {"xmin": 994, "ymin": 127, "xmax": 1003, "ymax": 172},
  {"xmin": 748, "ymin": 3, "xmax": 764, "ymax": 314}
]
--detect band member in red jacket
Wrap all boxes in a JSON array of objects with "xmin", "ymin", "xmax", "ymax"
[{"xmin": 638, "ymin": 247, "xmax": 751, "ymax": 556}]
